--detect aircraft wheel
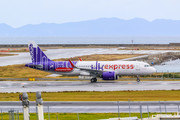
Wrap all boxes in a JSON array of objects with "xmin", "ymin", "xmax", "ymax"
[
  {"xmin": 94, "ymin": 78, "xmax": 97, "ymax": 82},
  {"xmin": 91, "ymin": 78, "xmax": 97, "ymax": 83},
  {"xmin": 137, "ymin": 79, "xmax": 140, "ymax": 82},
  {"xmin": 90, "ymin": 78, "xmax": 94, "ymax": 83}
]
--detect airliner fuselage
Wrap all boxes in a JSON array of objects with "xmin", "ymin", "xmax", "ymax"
[{"xmin": 25, "ymin": 41, "xmax": 156, "ymax": 83}]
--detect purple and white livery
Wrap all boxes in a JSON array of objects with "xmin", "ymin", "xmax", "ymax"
[{"xmin": 25, "ymin": 41, "xmax": 156, "ymax": 83}]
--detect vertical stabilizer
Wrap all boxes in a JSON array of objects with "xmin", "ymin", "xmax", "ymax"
[{"xmin": 28, "ymin": 41, "xmax": 52, "ymax": 63}]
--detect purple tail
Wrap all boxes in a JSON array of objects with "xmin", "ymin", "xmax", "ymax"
[{"xmin": 28, "ymin": 41, "xmax": 52, "ymax": 63}]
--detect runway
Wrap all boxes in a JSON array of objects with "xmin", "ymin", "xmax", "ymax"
[
  {"xmin": 0, "ymin": 101, "xmax": 179, "ymax": 113},
  {"xmin": 0, "ymin": 81, "xmax": 180, "ymax": 92}
]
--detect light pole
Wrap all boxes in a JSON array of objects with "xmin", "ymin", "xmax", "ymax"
[
  {"xmin": 36, "ymin": 92, "xmax": 44, "ymax": 120},
  {"xmin": 21, "ymin": 92, "xmax": 30, "ymax": 120}
]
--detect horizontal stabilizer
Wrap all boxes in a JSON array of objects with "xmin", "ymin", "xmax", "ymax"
[{"xmin": 25, "ymin": 64, "xmax": 43, "ymax": 68}]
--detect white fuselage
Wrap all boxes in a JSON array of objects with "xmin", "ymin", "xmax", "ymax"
[
  {"xmin": 52, "ymin": 61, "xmax": 156, "ymax": 76},
  {"xmin": 26, "ymin": 41, "xmax": 157, "ymax": 82}
]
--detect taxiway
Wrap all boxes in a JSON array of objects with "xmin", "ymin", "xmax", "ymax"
[
  {"xmin": 0, "ymin": 101, "xmax": 179, "ymax": 113},
  {"xmin": 0, "ymin": 81, "xmax": 179, "ymax": 92}
]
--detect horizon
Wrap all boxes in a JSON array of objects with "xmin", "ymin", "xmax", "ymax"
[
  {"xmin": 1, "ymin": 17, "xmax": 180, "ymax": 28},
  {"xmin": 1, "ymin": 17, "xmax": 180, "ymax": 36}
]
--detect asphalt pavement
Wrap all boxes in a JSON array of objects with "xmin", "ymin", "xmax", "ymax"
[
  {"xmin": 0, "ymin": 81, "xmax": 179, "ymax": 92},
  {"xmin": 0, "ymin": 101, "xmax": 179, "ymax": 113}
]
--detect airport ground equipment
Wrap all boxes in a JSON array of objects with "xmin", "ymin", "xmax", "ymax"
[
  {"xmin": 22, "ymin": 92, "xmax": 29, "ymax": 120},
  {"xmin": 36, "ymin": 91, "xmax": 44, "ymax": 120}
]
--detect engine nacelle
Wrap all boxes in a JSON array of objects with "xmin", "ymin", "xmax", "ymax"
[{"xmin": 101, "ymin": 71, "xmax": 118, "ymax": 80}]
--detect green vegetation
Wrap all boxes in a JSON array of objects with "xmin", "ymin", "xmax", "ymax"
[
  {"xmin": 0, "ymin": 112, "xmax": 175, "ymax": 120},
  {"xmin": 1, "ymin": 90, "xmax": 180, "ymax": 101},
  {"xmin": 141, "ymin": 72, "xmax": 180, "ymax": 78}
]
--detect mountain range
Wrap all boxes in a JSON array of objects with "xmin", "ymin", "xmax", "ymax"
[{"xmin": 1, "ymin": 18, "xmax": 180, "ymax": 36}]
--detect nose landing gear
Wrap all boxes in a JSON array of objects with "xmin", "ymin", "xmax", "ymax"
[
  {"xmin": 137, "ymin": 75, "xmax": 140, "ymax": 82},
  {"xmin": 90, "ymin": 78, "xmax": 97, "ymax": 83}
]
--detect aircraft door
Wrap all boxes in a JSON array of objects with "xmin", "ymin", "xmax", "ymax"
[{"xmin": 136, "ymin": 63, "xmax": 140, "ymax": 71}]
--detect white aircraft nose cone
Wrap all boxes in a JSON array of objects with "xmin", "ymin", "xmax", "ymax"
[{"xmin": 152, "ymin": 67, "xmax": 156, "ymax": 73}]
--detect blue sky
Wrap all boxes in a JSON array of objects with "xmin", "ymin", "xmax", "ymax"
[{"xmin": 0, "ymin": 0, "xmax": 180, "ymax": 28}]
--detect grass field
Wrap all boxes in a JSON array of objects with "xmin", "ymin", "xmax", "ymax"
[
  {"xmin": 47, "ymin": 46, "xmax": 118, "ymax": 49},
  {"xmin": 0, "ymin": 53, "xmax": 18, "ymax": 57},
  {"xmin": 118, "ymin": 46, "xmax": 180, "ymax": 50},
  {"xmin": 0, "ymin": 48, "xmax": 47, "ymax": 52},
  {"xmin": 0, "ymin": 64, "xmax": 50, "ymax": 78},
  {"xmin": 1, "ymin": 90, "xmax": 180, "ymax": 101},
  {"xmin": 0, "ymin": 112, "xmax": 174, "ymax": 120},
  {"xmin": 53, "ymin": 54, "xmax": 142, "ymax": 61},
  {"xmin": 0, "ymin": 54, "xmax": 142, "ymax": 78},
  {"xmin": 8, "ymin": 48, "xmax": 29, "ymax": 52}
]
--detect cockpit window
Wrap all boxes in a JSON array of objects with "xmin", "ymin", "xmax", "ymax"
[{"xmin": 144, "ymin": 65, "xmax": 150, "ymax": 67}]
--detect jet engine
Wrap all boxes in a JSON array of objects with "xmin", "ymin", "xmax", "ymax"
[{"xmin": 101, "ymin": 71, "xmax": 118, "ymax": 80}]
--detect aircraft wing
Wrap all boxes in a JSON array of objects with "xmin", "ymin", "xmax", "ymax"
[
  {"xmin": 68, "ymin": 59, "xmax": 103, "ymax": 74},
  {"xmin": 75, "ymin": 67, "xmax": 103, "ymax": 73}
]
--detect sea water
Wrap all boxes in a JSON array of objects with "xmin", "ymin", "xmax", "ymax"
[{"xmin": 154, "ymin": 59, "xmax": 180, "ymax": 72}]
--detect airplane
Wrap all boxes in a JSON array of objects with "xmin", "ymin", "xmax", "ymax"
[{"xmin": 25, "ymin": 41, "xmax": 156, "ymax": 83}]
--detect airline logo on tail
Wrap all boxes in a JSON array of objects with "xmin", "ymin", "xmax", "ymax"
[
  {"xmin": 29, "ymin": 44, "xmax": 34, "ymax": 62},
  {"xmin": 28, "ymin": 41, "xmax": 52, "ymax": 64}
]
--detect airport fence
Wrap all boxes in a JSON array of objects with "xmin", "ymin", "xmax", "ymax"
[{"xmin": 1, "ymin": 100, "xmax": 180, "ymax": 120}]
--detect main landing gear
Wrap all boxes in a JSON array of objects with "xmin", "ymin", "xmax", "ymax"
[
  {"xmin": 90, "ymin": 78, "xmax": 97, "ymax": 83},
  {"xmin": 137, "ymin": 75, "xmax": 140, "ymax": 82}
]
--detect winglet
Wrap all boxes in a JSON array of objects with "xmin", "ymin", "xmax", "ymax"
[
  {"xmin": 68, "ymin": 59, "xmax": 75, "ymax": 67},
  {"xmin": 79, "ymin": 58, "xmax": 82, "ymax": 61}
]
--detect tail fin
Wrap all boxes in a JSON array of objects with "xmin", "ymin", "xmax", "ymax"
[{"xmin": 28, "ymin": 41, "xmax": 52, "ymax": 63}]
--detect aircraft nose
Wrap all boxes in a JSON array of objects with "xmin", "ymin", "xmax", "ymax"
[{"xmin": 152, "ymin": 67, "xmax": 156, "ymax": 73}]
